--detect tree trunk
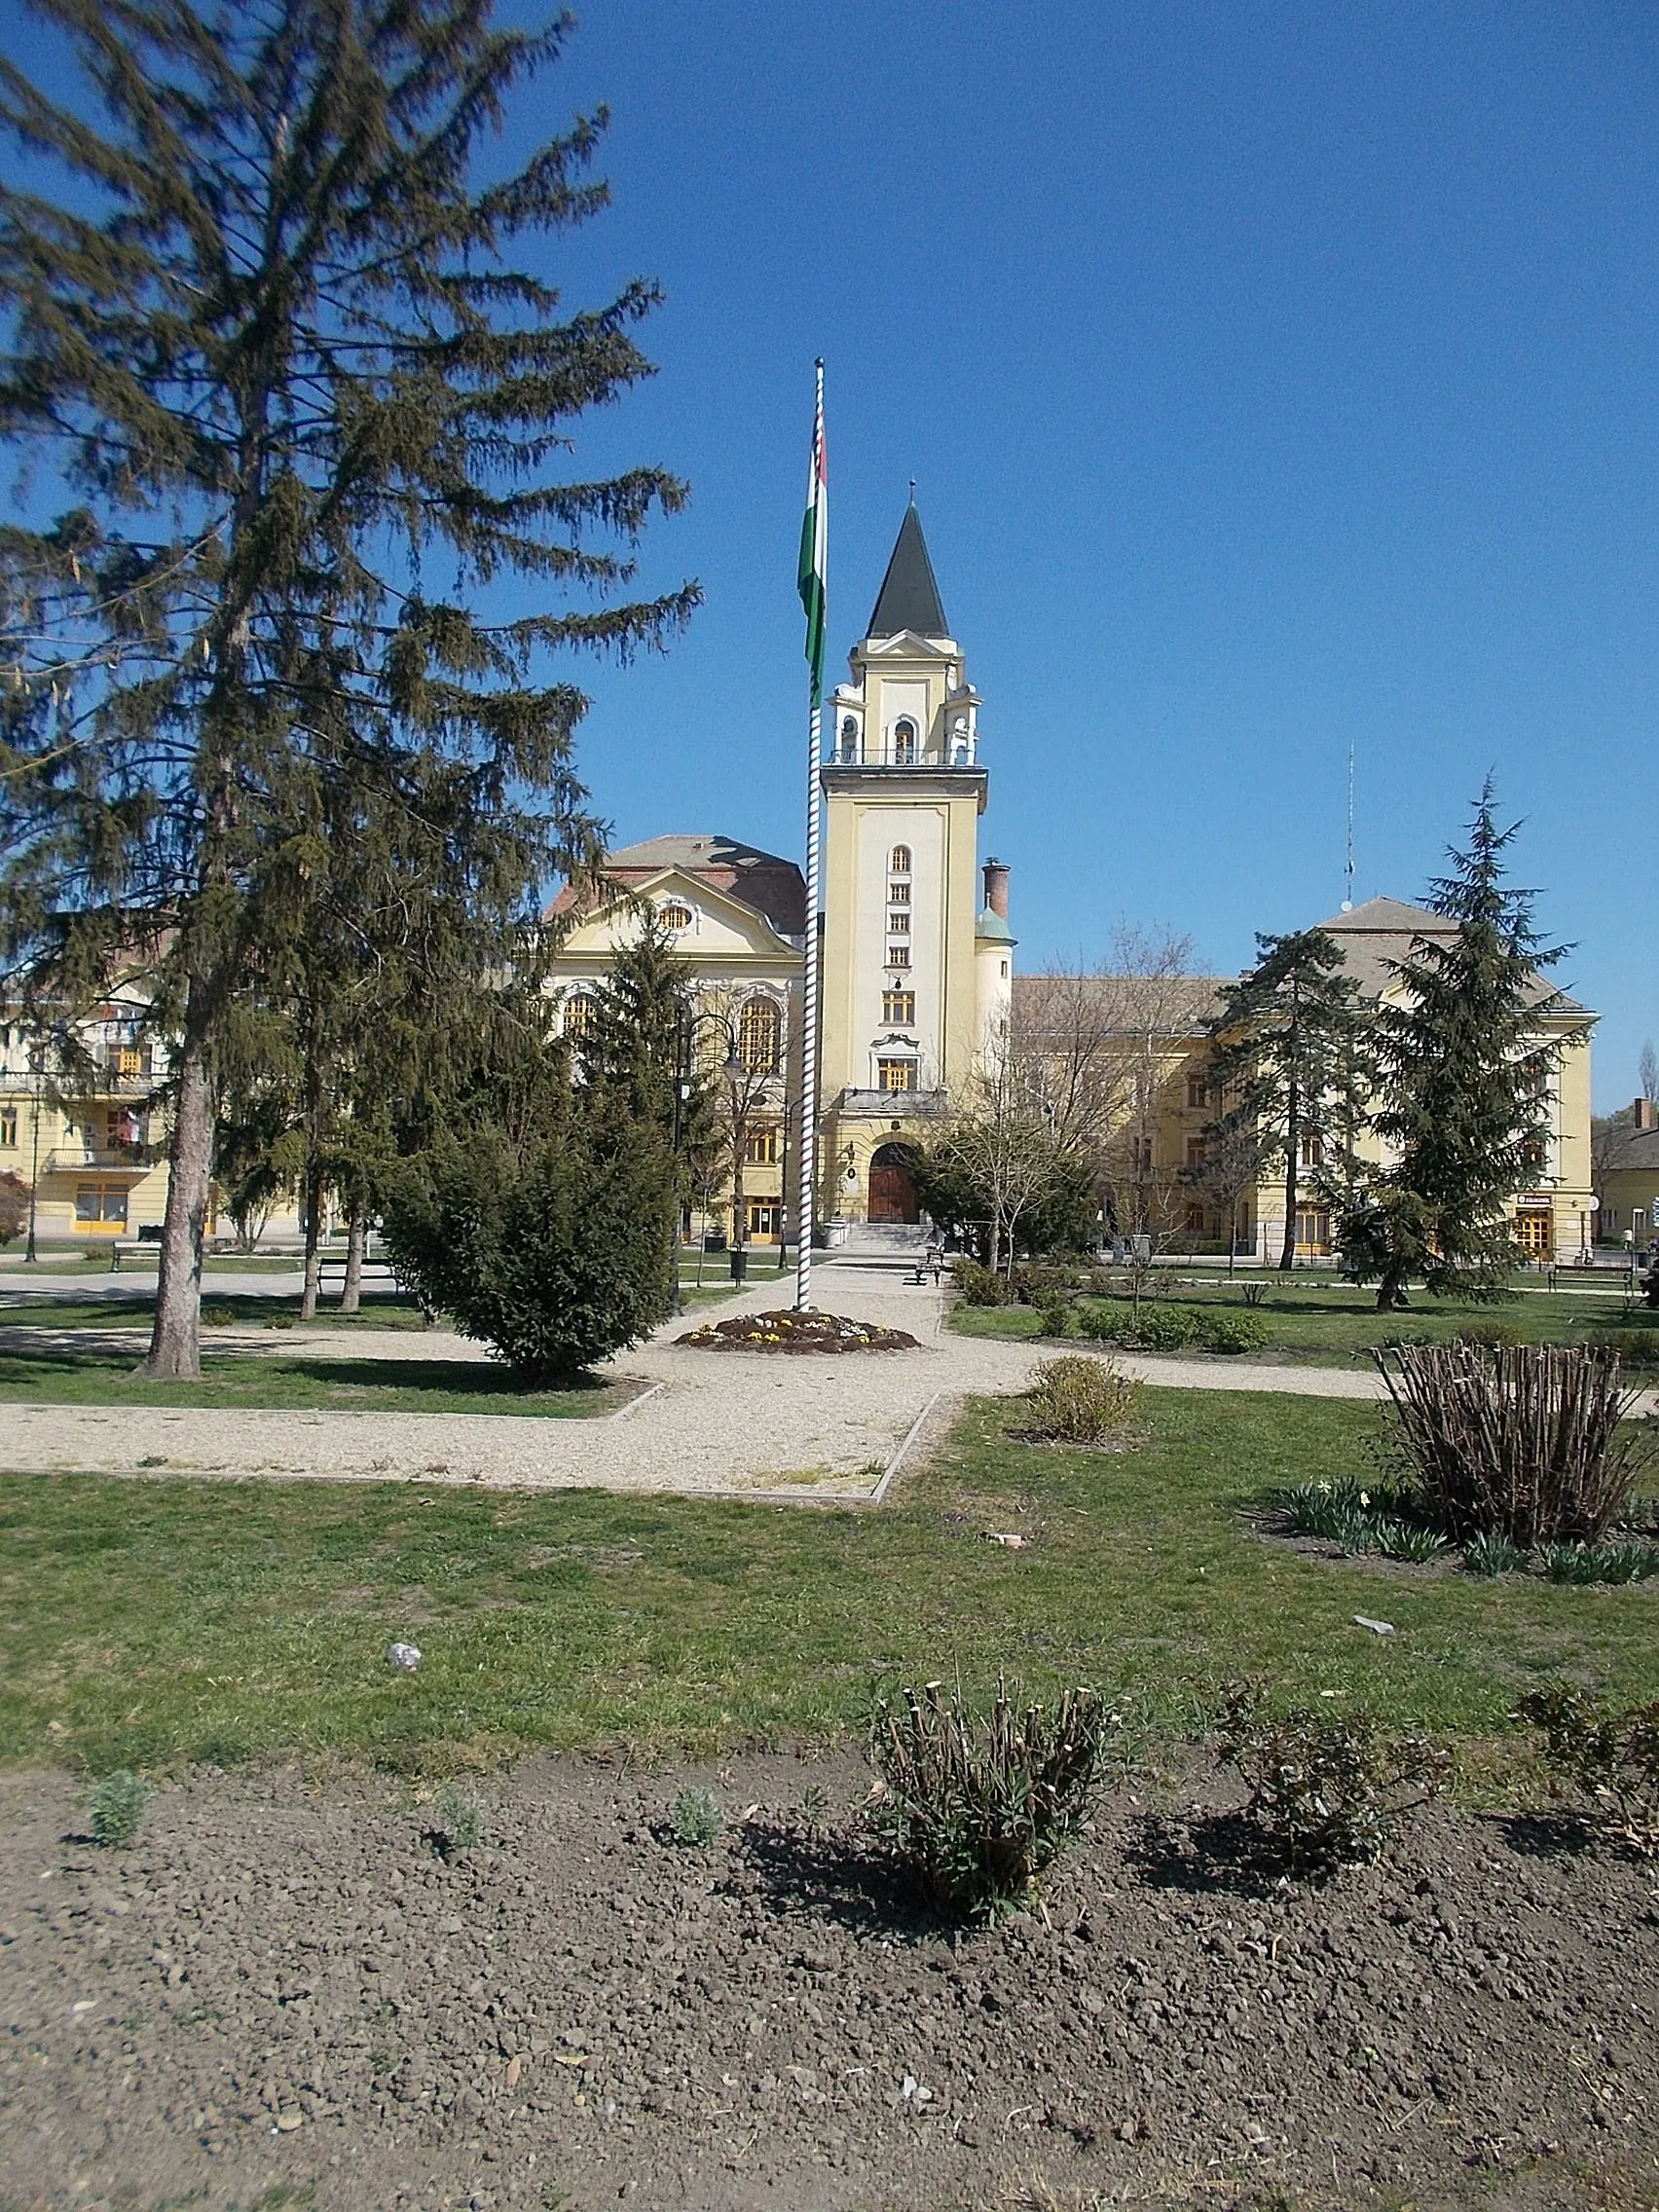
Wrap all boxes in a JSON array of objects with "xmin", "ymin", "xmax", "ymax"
[
  {"xmin": 299, "ymin": 1163, "xmax": 323, "ymax": 1320},
  {"xmin": 145, "ymin": 1016, "xmax": 214, "ymax": 1380},
  {"xmin": 339, "ymin": 1209, "xmax": 365, "ymax": 1313},
  {"xmin": 1278, "ymin": 1087, "xmax": 1300, "ymax": 1272},
  {"xmin": 1375, "ymin": 1261, "xmax": 1410, "ymax": 1311}
]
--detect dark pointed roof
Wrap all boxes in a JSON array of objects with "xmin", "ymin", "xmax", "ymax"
[{"xmin": 866, "ymin": 504, "xmax": 949, "ymax": 639}]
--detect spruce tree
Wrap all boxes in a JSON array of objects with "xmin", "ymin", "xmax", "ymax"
[
  {"xmin": 1204, "ymin": 929, "xmax": 1365, "ymax": 1271},
  {"xmin": 0, "ymin": 2, "xmax": 695, "ymax": 1376},
  {"xmin": 1337, "ymin": 783, "xmax": 1565, "ymax": 1310}
]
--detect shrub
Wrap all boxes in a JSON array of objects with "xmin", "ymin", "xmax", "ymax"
[
  {"xmin": 1077, "ymin": 1301, "xmax": 1126, "ymax": 1345},
  {"xmin": 1515, "ymin": 1687, "xmax": 1659, "ymax": 1857},
  {"xmin": 869, "ymin": 1677, "xmax": 1108, "ymax": 1920},
  {"xmin": 1241, "ymin": 1280, "xmax": 1269, "ymax": 1308},
  {"xmin": 1034, "ymin": 1291, "xmax": 1072, "ymax": 1338},
  {"xmin": 91, "ymin": 1768, "xmax": 151, "ymax": 1848},
  {"xmin": 1463, "ymin": 1530, "xmax": 1529, "ymax": 1577},
  {"xmin": 0, "ymin": 1172, "xmax": 25, "ymax": 1247},
  {"xmin": 1376, "ymin": 1342, "xmax": 1654, "ymax": 1546},
  {"xmin": 200, "ymin": 1302, "xmax": 237, "ymax": 1326},
  {"xmin": 1025, "ymin": 1354, "xmax": 1140, "ymax": 1443},
  {"xmin": 429, "ymin": 1784, "xmax": 482, "ymax": 1854},
  {"xmin": 953, "ymin": 1259, "xmax": 1012, "ymax": 1308},
  {"xmin": 1204, "ymin": 1309, "xmax": 1267, "ymax": 1354},
  {"xmin": 381, "ymin": 1114, "xmax": 678, "ymax": 1384},
  {"xmin": 1131, "ymin": 1303, "xmax": 1205, "ymax": 1352},
  {"xmin": 1455, "ymin": 1320, "xmax": 1525, "ymax": 1351},
  {"xmin": 668, "ymin": 1786, "xmax": 723, "ymax": 1849},
  {"xmin": 1585, "ymin": 1330, "xmax": 1659, "ymax": 1370},
  {"xmin": 1216, "ymin": 1681, "xmax": 1452, "ymax": 1873}
]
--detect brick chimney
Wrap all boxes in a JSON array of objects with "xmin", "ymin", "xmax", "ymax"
[
  {"xmin": 1635, "ymin": 1098, "xmax": 1658, "ymax": 1132},
  {"xmin": 982, "ymin": 858, "xmax": 1010, "ymax": 920}
]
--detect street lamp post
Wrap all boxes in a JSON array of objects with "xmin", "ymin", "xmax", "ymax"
[{"xmin": 23, "ymin": 1046, "xmax": 43, "ymax": 1264}]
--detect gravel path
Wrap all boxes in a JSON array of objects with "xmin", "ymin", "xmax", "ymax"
[{"xmin": 0, "ymin": 1257, "xmax": 1650, "ymax": 1496}]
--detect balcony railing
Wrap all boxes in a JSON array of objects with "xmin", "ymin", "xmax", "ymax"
[{"xmin": 43, "ymin": 1144, "xmax": 150, "ymax": 1173}]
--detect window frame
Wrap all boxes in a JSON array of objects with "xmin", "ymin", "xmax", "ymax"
[
  {"xmin": 737, "ymin": 995, "xmax": 783, "ymax": 1075},
  {"xmin": 876, "ymin": 1057, "xmax": 916, "ymax": 1094}
]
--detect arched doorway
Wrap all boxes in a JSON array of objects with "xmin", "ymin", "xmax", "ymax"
[{"xmin": 868, "ymin": 1142, "xmax": 921, "ymax": 1225}]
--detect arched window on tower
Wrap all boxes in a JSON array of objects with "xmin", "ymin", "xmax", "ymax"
[
  {"xmin": 892, "ymin": 718, "xmax": 917, "ymax": 765},
  {"xmin": 838, "ymin": 716, "xmax": 859, "ymax": 763},
  {"xmin": 889, "ymin": 844, "xmax": 911, "ymax": 875},
  {"xmin": 737, "ymin": 995, "xmax": 782, "ymax": 1074},
  {"xmin": 563, "ymin": 992, "xmax": 595, "ymax": 1047}
]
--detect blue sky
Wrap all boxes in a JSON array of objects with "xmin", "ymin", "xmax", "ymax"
[
  {"xmin": 531, "ymin": 0, "xmax": 1658, "ymax": 1109},
  {"xmin": 3, "ymin": 1, "xmax": 1653, "ymax": 1105}
]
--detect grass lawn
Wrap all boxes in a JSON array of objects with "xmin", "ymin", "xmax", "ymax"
[
  {"xmin": 3, "ymin": 1388, "xmax": 1653, "ymax": 1778},
  {"xmin": 0, "ymin": 1338, "xmax": 633, "ymax": 1417},
  {"xmin": 953, "ymin": 1278, "xmax": 1659, "ymax": 1367}
]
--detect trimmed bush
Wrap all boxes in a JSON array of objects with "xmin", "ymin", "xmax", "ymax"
[
  {"xmin": 1204, "ymin": 1309, "xmax": 1267, "ymax": 1354},
  {"xmin": 1217, "ymin": 1681, "xmax": 1451, "ymax": 1873},
  {"xmin": 1034, "ymin": 1291, "xmax": 1072, "ymax": 1338},
  {"xmin": 1025, "ymin": 1354, "xmax": 1140, "ymax": 1442},
  {"xmin": 1130, "ymin": 1303, "xmax": 1205, "ymax": 1352},
  {"xmin": 869, "ymin": 1677, "xmax": 1108, "ymax": 1920},
  {"xmin": 1516, "ymin": 1687, "xmax": 1659, "ymax": 1857},
  {"xmin": 952, "ymin": 1259, "xmax": 1012, "ymax": 1308},
  {"xmin": 1376, "ymin": 1342, "xmax": 1653, "ymax": 1546}
]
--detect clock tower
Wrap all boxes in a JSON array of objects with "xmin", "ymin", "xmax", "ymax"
[{"xmin": 818, "ymin": 504, "xmax": 1014, "ymax": 1224}]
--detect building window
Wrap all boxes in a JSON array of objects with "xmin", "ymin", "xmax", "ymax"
[
  {"xmin": 888, "ymin": 880, "xmax": 910, "ymax": 903},
  {"xmin": 1131, "ymin": 1133, "xmax": 1155, "ymax": 1172},
  {"xmin": 744, "ymin": 1124, "xmax": 780, "ymax": 1166},
  {"xmin": 887, "ymin": 944, "xmax": 911, "ymax": 970},
  {"xmin": 889, "ymin": 844, "xmax": 911, "ymax": 874},
  {"xmin": 737, "ymin": 995, "xmax": 782, "ymax": 1074},
  {"xmin": 563, "ymin": 992, "xmax": 595, "ymax": 1042},
  {"xmin": 838, "ymin": 716, "xmax": 859, "ymax": 762},
  {"xmin": 0, "ymin": 1107, "xmax": 14, "ymax": 1148},
  {"xmin": 1000, "ymin": 960, "xmax": 1009, "ymax": 978},
  {"xmin": 1185, "ymin": 1136, "xmax": 1207, "ymax": 1170},
  {"xmin": 892, "ymin": 718, "xmax": 916, "ymax": 765},
  {"xmin": 877, "ymin": 1058, "xmax": 916, "ymax": 1093},
  {"xmin": 1299, "ymin": 1130, "xmax": 1325, "ymax": 1170},
  {"xmin": 657, "ymin": 902, "xmax": 693, "ymax": 932},
  {"xmin": 881, "ymin": 988, "xmax": 915, "ymax": 1025},
  {"xmin": 888, "ymin": 909, "xmax": 910, "ymax": 934},
  {"xmin": 1295, "ymin": 1206, "xmax": 1332, "ymax": 1256},
  {"xmin": 75, "ymin": 1183, "xmax": 129, "ymax": 1232},
  {"xmin": 1187, "ymin": 1073, "xmax": 1208, "ymax": 1110}
]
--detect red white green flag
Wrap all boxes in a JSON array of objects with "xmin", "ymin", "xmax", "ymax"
[{"xmin": 797, "ymin": 373, "xmax": 827, "ymax": 705}]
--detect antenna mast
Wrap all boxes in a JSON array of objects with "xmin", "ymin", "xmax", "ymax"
[{"xmin": 1342, "ymin": 738, "xmax": 1355, "ymax": 912}]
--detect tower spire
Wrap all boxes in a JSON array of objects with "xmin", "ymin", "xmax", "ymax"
[{"xmin": 866, "ymin": 504, "xmax": 948, "ymax": 638}]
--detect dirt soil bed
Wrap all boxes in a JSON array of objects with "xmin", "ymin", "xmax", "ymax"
[
  {"xmin": 1, "ymin": 1749, "xmax": 1654, "ymax": 2212},
  {"xmin": 675, "ymin": 1309, "xmax": 920, "ymax": 1352}
]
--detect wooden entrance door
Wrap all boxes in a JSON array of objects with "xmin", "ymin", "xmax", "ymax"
[{"xmin": 868, "ymin": 1145, "xmax": 920, "ymax": 1225}]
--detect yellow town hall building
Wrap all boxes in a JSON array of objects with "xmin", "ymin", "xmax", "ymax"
[{"xmin": 547, "ymin": 504, "xmax": 1014, "ymax": 1240}]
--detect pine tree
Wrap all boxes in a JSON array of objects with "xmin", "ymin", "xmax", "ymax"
[
  {"xmin": 1204, "ymin": 930, "xmax": 1366, "ymax": 1272},
  {"xmin": 1337, "ymin": 783, "xmax": 1565, "ymax": 1310},
  {"xmin": 0, "ymin": 2, "xmax": 695, "ymax": 1376}
]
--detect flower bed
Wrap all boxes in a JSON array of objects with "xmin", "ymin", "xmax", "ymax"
[{"xmin": 676, "ymin": 1309, "xmax": 919, "ymax": 1353}]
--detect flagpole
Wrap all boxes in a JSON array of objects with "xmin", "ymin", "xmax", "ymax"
[{"xmin": 795, "ymin": 360, "xmax": 826, "ymax": 1312}]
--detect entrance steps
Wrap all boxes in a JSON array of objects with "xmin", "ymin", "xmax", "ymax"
[{"xmin": 832, "ymin": 1221, "xmax": 931, "ymax": 1259}]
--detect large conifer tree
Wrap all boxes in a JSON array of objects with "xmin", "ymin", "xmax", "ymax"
[
  {"xmin": 0, "ymin": 1, "xmax": 695, "ymax": 1375},
  {"xmin": 1204, "ymin": 929, "xmax": 1365, "ymax": 1271},
  {"xmin": 1337, "ymin": 784, "xmax": 1565, "ymax": 1309}
]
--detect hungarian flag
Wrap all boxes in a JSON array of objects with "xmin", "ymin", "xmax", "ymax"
[{"xmin": 797, "ymin": 373, "xmax": 828, "ymax": 705}]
